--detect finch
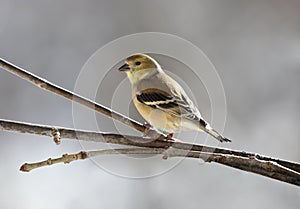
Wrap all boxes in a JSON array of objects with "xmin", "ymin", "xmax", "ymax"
[{"xmin": 118, "ymin": 53, "xmax": 231, "ymax": 142}]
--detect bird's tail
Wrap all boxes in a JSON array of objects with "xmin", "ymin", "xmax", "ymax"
[
  {"xmin": 205, "ymin": 128, "xmax": 231, "ymax": 143},
  {"xmin": 199, "ymin": 119, "xmax": 231, "ymax": 143}
]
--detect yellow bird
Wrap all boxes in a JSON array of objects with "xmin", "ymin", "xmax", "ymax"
[{"xmin": 118, "ymin": 53, "xmax": 231, "ymax": 142}]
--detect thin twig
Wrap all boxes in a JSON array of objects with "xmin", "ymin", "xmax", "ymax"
[
  {"xmin": 1, "ymin": 119, "xmax": 299, "ymax": 173},
  {"xmin": 0, "ymin": 58, "xmax": 158, "ymax": 136},
  {"xmin": 20, "ymin": 151, "xmax": 89, "ymax": 172},
  {"xmin": 1, "ymin": 119, "xmax": 299, "ymax": 186},
  {"xmin": 20, "ymin": 148, "xmax": 166, "ymax": 172}
]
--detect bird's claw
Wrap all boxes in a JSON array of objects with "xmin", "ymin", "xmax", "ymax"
[
  {"xmin": 143, "ymin": 123, "xmax": 152, "ymax": 137},
  {"xmin": 167, "ymin": 132, "xmax": 173, "ymax": 139},
  {"xmin": 164, "ymin": 132, "xmax": 174, "ymax": 141}
]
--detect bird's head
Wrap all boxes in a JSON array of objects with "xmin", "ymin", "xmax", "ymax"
[{"xmin": 118, "ymin": 54, "xmax": 159, "ymax": 83}]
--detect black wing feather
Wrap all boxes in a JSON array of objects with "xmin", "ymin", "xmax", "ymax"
[{"xmin": 136, "ymin": 88, "xmax": 200, "ymax": 121}]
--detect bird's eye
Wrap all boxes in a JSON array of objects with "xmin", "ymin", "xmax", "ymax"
[{"xmin": 135, "ymin": 61, "xmax": 141, "ymax": 66}]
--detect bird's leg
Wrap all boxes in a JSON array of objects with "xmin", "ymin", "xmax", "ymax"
[
  {"xmin": 143, "ymin": 124, "xmax": 175, "ymax": 144},
  {"xmin": 161, "ymin": 132, "xmax": 175, "ymax": 146},
  {"xmin": 142, "ymin": 122, "xmax": 152, "ymax": 137},
  {"xmin": 165, "ymin": 132, "xmax": 174, "ymax": 140}
]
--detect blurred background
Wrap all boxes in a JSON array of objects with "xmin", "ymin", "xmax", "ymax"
[{"xmin": 0, "ymin": 0, "xmax": 299, "ymax": 208}]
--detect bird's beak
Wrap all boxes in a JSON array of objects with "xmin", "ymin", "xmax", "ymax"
[{"xmin": 118, "ymin": 63, "xmax": 130, "ymax": 72}]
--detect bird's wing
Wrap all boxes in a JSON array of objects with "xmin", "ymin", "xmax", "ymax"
[{"xmin": 136, "ymin": 88, "xmax": 201, "ymax": 121}]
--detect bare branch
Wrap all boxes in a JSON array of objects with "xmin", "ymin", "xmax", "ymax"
[
  {"xmin": 20, "ymin": 151, "xmax": 89, "ymax": 172},
  {"xmin": 1, "ymin": 119, "xmax": 299, "ymax": 186},
  {"xmin": 20, "ymin": 148, "xmax": 166, "ymax": 172},
  {"xmin": 0, "ymin": 58, "xmax": 157, "ymax": 136},
  {"xmin": 1, "ymin": 118, "xmax": 299, "ymax": 173}
]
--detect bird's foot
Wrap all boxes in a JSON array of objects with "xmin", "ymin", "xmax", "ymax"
[
  {"xmin": 164, "ymin": 132, "xmax": 174, "ymax": 141},
  {"xmin": 142, "ymin": 123, "xmax": 152, "ymax": 137}
]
